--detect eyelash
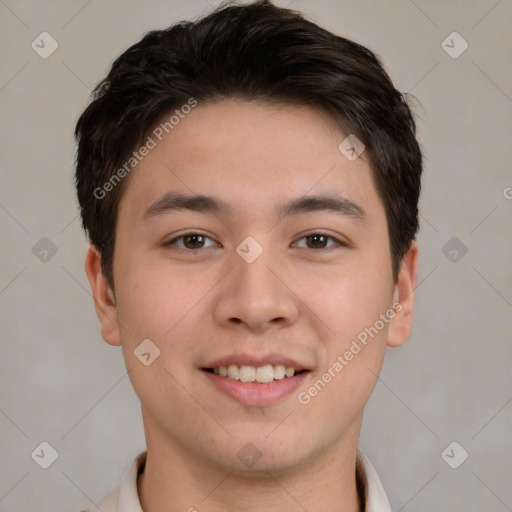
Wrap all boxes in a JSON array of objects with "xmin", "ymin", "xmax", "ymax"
[{"xmin": 164, "ymin": 232, "xmax": 345, "ymax": 251}]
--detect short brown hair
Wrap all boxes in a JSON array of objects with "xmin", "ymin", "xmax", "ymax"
[{"xmin": 74, "ymin": 0, "xmax": 423, "ymax": 290}]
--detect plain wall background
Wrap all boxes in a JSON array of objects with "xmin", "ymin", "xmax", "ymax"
[{"xmin": 1, "ymin": 0, "xmax": 511, "ymax": 510}]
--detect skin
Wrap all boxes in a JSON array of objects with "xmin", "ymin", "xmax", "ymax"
[{"xmin": 85, "ymin": 99, "xmax": 418, "ymax": 512}]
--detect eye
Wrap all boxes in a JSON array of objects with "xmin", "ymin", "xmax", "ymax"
[
  {"xmin": 164, "ymin": 233, "xmax": 219, "ymax": 250},
  {"xmin": 293, "ymin": 233, "xmax": 344, "ymax": 250},
  {"xmin": 164, "ymin": 232, "xmax": 345, "ymax": 251}
]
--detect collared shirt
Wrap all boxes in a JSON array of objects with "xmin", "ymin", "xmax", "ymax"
[{"xmin": 83, "ymin": 449, "xmax": 392, "ymax": 512}]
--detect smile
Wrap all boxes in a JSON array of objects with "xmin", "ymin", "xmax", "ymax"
[{"xmin": 206, "ymin": 364, "xmax": 303, "ymax": 383}]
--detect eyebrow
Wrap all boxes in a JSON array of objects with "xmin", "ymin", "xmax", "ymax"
[{"xmin": 142, "ymin": 192, "xmax": 366, "ymax": 222}]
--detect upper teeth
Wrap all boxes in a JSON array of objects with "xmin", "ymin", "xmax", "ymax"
[{"xmin": 213, "ymin": 364, "xmax": 296, "ymax": 383}]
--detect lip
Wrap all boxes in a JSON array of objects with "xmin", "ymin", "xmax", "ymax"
[
  {"xmin": 202, "ymin": 369, "xmax": 310, "ymax": 406},
  {"xmin": 203, "ymin": 352, "xmax": 309, "ymax": 372}
]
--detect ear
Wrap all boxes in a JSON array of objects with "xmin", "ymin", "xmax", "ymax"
[
  {"xmin": 84, "ymin": 244, "xmax": 121, "ymax": 346},
  {"xmin": 386, "ymin": 240, "xmax": 419, "ymax": 348}
]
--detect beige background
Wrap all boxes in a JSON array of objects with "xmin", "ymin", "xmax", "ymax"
[{"xmin": 1, "ymin": 0, "xmax": 511, "ymax": 510}]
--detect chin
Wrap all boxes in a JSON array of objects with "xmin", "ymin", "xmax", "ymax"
[{"xmin": 205, "ymin": 434, "xmax": 317, "ymax": 478}]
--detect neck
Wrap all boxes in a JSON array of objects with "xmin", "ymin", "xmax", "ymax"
[{"xmin": 138, "ymin": 416, "xmax": 363, "ymax": 512}]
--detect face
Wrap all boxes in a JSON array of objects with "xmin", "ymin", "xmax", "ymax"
[{"xmin": 86, "ymin": 99, "xmax": 417, "ymax": 476}]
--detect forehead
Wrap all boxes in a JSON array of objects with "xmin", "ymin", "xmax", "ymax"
[{"xmin": 117, "ymin": 99, "xmax": 382, "ymax": 223}]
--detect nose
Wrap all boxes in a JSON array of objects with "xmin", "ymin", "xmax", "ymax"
[{"xmin": 213, "ymin": 244, "xmax": 300, "ymax": 332}]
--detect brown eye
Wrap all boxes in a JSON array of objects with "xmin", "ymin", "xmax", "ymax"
[
  {"xmin": 305, "ymin": 234, "xmax": 329, "ymax": 248},
  {"xmin": 294, "ymin": 233, "xmax": 342, "ymax": 250},
  {"xmin": 182, "ymin": 234, "xmax": 206, "ymax": 249},
  {"xmin": 165, "ymin": 233, "xmax": 217, "ymax": 250}
]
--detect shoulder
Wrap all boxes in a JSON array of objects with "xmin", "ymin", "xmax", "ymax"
[
  {"xmin": 77, "ymin": 451, "xmax": 146, "ymax": 512},
  {"xmin": 356, "ymin": 450, "xmax": 393, "ymax": 512},
  {"xmin": 75, "ymin": 485, "xmax": 120, "ymax": 512}
]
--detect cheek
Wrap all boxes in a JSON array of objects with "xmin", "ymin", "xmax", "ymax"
[
  {"xmin": 114, "ymin": 259, "xmax": 217, "ymax": 390},
  {"xmin": 297, "ymin": 322, "xmax": 388, "ymax": 422},
  {"xmin": 301, "ymin": 262, "xmax": 394, "ymax": 341},
  {"xmin": 298, "ymin": 258, "xmax": 393, "ymax": 405},
  {"xmin": 115, "ymin": 255, "xmax": 200, "ymax": 338}
]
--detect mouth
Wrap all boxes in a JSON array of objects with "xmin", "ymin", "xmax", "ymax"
[
  {"xmin": 202, "ymin": 364, "xmax": 308, "ymax": 384},
  {"xmin": 201, "ymin": 355, "xmax": 312, "ymax": 406}
]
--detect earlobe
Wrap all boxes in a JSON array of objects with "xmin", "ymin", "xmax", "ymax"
[
  {"xmin": 386, "ymin": 240, "xmax": 419, "ymax": 348},
  {"xmin": 84, "ymin": 244, "xmax": 122, "ymax": 346}
]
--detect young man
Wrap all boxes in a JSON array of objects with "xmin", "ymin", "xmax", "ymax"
[{"xmin": 75, "ymin": 1, "xmax": 422, "ymax": 510}]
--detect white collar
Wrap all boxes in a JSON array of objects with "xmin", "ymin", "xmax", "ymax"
[
  {"xmin": 356, "ymin": 450, "xmax": 392, "ymax": 511},
  {"xmin": 93, "ymin": 449, "xmax": 391, "ymax": 512}
]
